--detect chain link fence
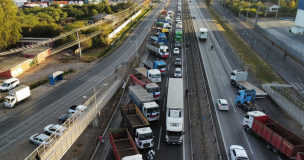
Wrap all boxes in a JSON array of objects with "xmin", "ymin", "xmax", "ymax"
[{"xmin": 25, "ymin": 76, "xmax": 123, "ymax": 160}]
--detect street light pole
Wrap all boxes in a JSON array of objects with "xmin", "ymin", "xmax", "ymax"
[
  {"xmin": 239, "ymin": 0, "xmax": 243, "ymax": 18},
  {"xmin": 275, "ymin": 0, "xmax": 280, "ymax": 19},
  {"xmin": 265, "ymin": 5, "xmax": 268, "ymax": 19},
  {"xmin": 247, "ymin": 1, "xmax": 251, "ymax": 18},
  {"xmin": 266, "ymin": 42, "xmax": 274, "ymax": 62}
]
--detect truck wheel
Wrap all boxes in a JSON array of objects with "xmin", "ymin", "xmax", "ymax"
[
  {"xmin": 237, "ymin": 102, "xmax": 240, "ymax": 107},
  {"xmin": 243, "ymin": 106, "xmax": 246, "ymax": 110},
  {"xmin": 231, "ymin": 81, "xmax": 235, "ymax": 85},
  {"xmin": 245, "ymin": 127, "xmax": 251, "ymax": 133},
  {"xmin": 272, "ymin": 147, "xmax": 279, "ymax": 154},
  {"xmin": 266, "ymin": 142, "xmax": 272, "ymax": 150}
]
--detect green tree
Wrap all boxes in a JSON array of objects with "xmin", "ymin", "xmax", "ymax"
[
  {"xmin": 35, "ymin": 12, "xmax": 56, "ymax": 23},
  {"xmin": 0, "ymin": 0, "xmax": 22, "ymax": 51},
  {"xmin": 206, "ymin": 0, "xmax": 213, "ymax": 5},
  {"xmin": 279, "ymin": 5, "xmax": 289, "ymax": 13},
  {"xmin": 91, "ymin": 9, "xmax": 98, "ymax": 16}
]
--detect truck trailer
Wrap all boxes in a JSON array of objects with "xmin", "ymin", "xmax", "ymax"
[
  {"xmin": 121, "ymin": 104, "xmax": 154, "ymax": 149},
  {"xmin": 146, "ymin": 43, "xmax": 169, "ymax": 58},
  {"xmin": 135, "ymin": 68, "xmax": 161, "ymax": 84},
  {"xmin": 231, "ymin": 69, "xmax": 267, "ymax": 98},
  {"xmin": 243, "ymin": 111, "xmax": 304, "ymax": 159},
  {"xmin": 199, "ymin": 28, "xmax": 208, "ymax": 42},
  {"xmin": 129, "ymin": 85, "xmax": 160, "ymax": 121},
  {"xmin": 109, "ymin": 128, "xmax": 142, "ymax": 160},
  {"xmin": 4, "ymin": 85, "xmax": 30, "ymax": 108},
  {"xmin": 131, "ymin": 73, "xmax": 161, "ymax": 100},
  {"xmin": 166, "ymin": 78, "xmax": 184, "ymax": 144}
]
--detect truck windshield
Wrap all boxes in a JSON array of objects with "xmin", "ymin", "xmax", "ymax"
[
  {"xmin": 139, "ymin": 133, "xmax": 153, "ymax": 140},
  {"xmin": 147, "ymin": 107, "xmax": 159, "ymax": 113},
  {"xmin": 151, "ymin": 74, "xmax": 161, "ymax": 78},
  {"xmin": 2, "ymin": 83, "xmax": 7, "ymax": 87},
  {"xmin": 160, "ymin": 36, "xmax": 167, "ymax": 40},
  {"xmin": 151, "ymin": 88, "xmax": 160, "ymax": 93},
  {"xmin": 4, "ymin": 98, "xmax": 10, "ymax": 103},
  {"xmin": 167, "ymin": 131, "xmax": 182, "ymax": 136},
  {"xmin": 157, "ymin": 65, "xmax": 166, "ymax": 70},
  {"xmin": 160, "ymin": 48, "xmax": 167, "ymax": 53}
]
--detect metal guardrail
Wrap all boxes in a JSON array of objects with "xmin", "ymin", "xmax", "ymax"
[{"xmin": 25, "ymin": 76, "xmax": 122, "ymax": 160}]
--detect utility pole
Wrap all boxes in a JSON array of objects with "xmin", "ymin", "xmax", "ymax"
[
  {"xmin": 275, "ymin": 0, "xmax": 280, "ymax": 19},
  {"xmin": 264, "ymin": 5, "xmax": 268, "ymax": 19},
  {"xmin": 239, "ymin": 0, "xmax": 243, "ymax": 18},
  {"xmin": 76, "ymin": 29, "xmax": 82, "ymax": 58},
  {"xmin": 246, "ymin": 0, "xmax": 251, "ymax": 18}
]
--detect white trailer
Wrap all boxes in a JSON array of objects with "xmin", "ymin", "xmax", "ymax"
[
  {"xmin": 199, "ymin": 28, "xmax": 208, "ymax": 42},
  {"xmin": 166, "ymin": 78, "xmax": 184, "ymax": 144},
  {"xmin": 146, "ymin": 43, "xmax": 169, "ymax": 58},
  {"xmin": 4, "ymin": 85, "xmax": 30, "ymax": 108},
  {"xmin": 231, "ymin": 69, "xmax": 267, "ymax": 98}
]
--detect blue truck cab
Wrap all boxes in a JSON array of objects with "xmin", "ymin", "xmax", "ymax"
[
  {"xmin": 158, "ymin": 33, "xmax": 167, "ymax": 45},
  {"xmin": 235, "ymin": 89, "xmax": 256, "ymax": 106},
  {"xmin": 142, "ymin": 60, "xmax": 167, "ymax": 76}
]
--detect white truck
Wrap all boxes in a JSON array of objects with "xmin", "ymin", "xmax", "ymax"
[
  {"xmin": 199, "ymin": 28, "xmax": 208, "ymax": 42},
  {"xmin": 231, "ymin": 69, "xmax": 267, "ymax": 98},
  {"xmin": 135, "ymin": 68, "xmax": 161, "ymax": 84},
  {"xmin": 176, "ymin": 24, "xmax": 182, "ymax": 29},
  {"xmin": 4, "ymin": 85, "xmax": 30, "ymax": 108},
  {"xmin": 166, "ymin": 78, "xmax": 184, "ymax": 144},
  {"xmin": 146, "ymin": 43, "xmax": 169, "ymax": 58},
  {"xmin": 129, "ymin": 85, "xmax": 160, "ymax": 121}
]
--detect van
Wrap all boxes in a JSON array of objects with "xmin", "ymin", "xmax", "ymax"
[
  {"xmin": 0, "ymin": 78, "xmax": 19, "ymax": 91},
  {"xmin": 174, "ymin": 68, "xmax": 182, "ymax": 78}
]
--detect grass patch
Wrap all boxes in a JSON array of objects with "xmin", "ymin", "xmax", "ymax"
[{"xmin": 206, "ymin": 4, "xmax": 282, "ymax": 84}]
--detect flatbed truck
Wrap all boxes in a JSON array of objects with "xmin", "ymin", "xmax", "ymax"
[{"xmin": 131, "ymin": 73, "xmax": 161, "ymax": 100}]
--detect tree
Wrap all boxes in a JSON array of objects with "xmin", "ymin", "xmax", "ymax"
[
  {"xmin": 0, "ymin": 0, "xmax": 22, "ymax": 51},
  {"xmin": 279, "ymin": 5, "xmax": 289, "ymax": 13},
  {"xmin": 91, "ymin": 9, "xmax": 98, "ymax": 16},
  {"xmin": 205, "ymin": 0, "xmax": 213, "ymax": 5}
]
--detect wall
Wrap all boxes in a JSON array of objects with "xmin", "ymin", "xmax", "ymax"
[
  {"xmin": 108, "ymin": 10, "xmax": 142, "ymax": 39},
  {"xmin": 0, "ymin": 59, "xmax": 31, "ymax": 78}
]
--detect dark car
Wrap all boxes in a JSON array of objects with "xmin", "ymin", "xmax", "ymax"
[
  {"xmin": 59, "ymin": 113, "xmax": 73, "ymax": 124},
  {"xmin": 192, "ymin": 15, "xmax": 196, "ymax": 19},
  {"xmin": 175, "ymin": 41, "xmax": 181, "ymax": 48}
]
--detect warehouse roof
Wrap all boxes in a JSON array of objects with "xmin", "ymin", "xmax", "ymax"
[{"xmin": 0, "ymin": 57, "xmax": 30, "ymax": 72}]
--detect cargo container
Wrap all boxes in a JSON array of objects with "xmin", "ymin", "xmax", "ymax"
[{"xmin": 131, "ymin": 73, "xmax": 160, "ymax": 100}]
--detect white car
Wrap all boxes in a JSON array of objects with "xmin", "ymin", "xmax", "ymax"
[
  {"xmin": 217, "ymin": 99, "xmax": 229, "ymax": 110},
  {"xmin": 229, "ymin": 145, "xmax": 249, "ymax": 160},
  {"xmin": 177, "ymin": 21, "xmax": 182, "ymax": 24},
  {"xmin": 173, "ymin": 48, "xmax": 180, "ymax": 54},
  {"xmin": 174, "ymin": 68, "xmax": 182, "ymax": 78},
  {"xmin": 30, "ymin": 133, "xmax": 54, "ymax": 146},
  {"xmin": 0, "ymin": 78, "xmax": 19, "ymax": 91},
  {"xmin": 44, "ymin": 124, "xmax": 67, "ymax": 136},
  {"xmin": 176, "ymin": 17, "xmax": 180, "ymax": 21}
]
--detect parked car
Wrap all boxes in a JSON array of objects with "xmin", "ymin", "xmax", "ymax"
[
  {"xmin": 59, "ymin": 113, "xmax": 73, "ymax": 124},
  {"xmin": 229, "ymin": 145, "xmax": 249, "ymax": 160},
  {"xmin": 175, "ymin": 41, "xmax": 181, "ymax": 48},
  {"xmin": 174, "ymin": 48, "xmax": 180, "ymax": 54},
  {"xmin": 0, "ymin": 78, "xmax": 19, "ymax": 91},
  {"xmin": 174, "ymin": 68, "xmax": 182, "ymax": 78},
  {"xmin": 217, "ymin": 99, "xmax": 229, "ymax": 111},
  {"xmin": 175, "ymin": 58, "xmax": 182, "ymax": 66},
  {"xmin": 30, "ymin": 133, "xmax": 53, "ymax": 146},
  {"xmin": 44, "ymin": 124, "xmax": 67, "ymax": 136}
]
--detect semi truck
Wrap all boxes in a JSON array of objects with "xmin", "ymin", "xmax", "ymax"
[
  {"xmin": 142, "ymin": 60, "xmax": 167, "ymax": 75},
  {"xmin": 129, "ymin": 85, "xmax": 160, "ymax": 121},
  {"xmin": 175, "ymin": 29, "xmax": 183, "ymax": 42},
  {"xmin": 231, "ymin": 69, "xmax": 267, "ymax": 98},
  {"xmin": 146, "ymin": 43, "xmax": 169, "ymax": 58},
  {"xmin": 109, "ymin": 128, "xmax": 142, "ymax": 160},
  {"xmin": 4, "ymin": 85, "xmax": 30, "ymax": 108},
  {"xmin": 135, "ymin": 68, "xmax": 161, "ymax": 84},
  {"xmin": 243, "ymin": 111, "xmax": 304, "ymax": 159},
  {"xmin": 235, "ymin": 89, "xmax": 266, "ymax": 112},
  {"xmin": 121, "ymin": 104, "xmax": 154, "ymax": 149},
  {"xmin": 199, "ymin": 28, "xmax": 208, "ymax": 42},
  {"xmin": 131, "ymin": 73, "xmax": 161, "ymax": 100},
  {"xmin": 166, "ymin": 78, "xmax": 185, "ymax": 144}
]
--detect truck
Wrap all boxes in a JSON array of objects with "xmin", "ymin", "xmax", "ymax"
[
  {"xmin": 121, "ymin": 104, "xmax": 154, "ymax": 149},
  {"xmin": 155, "ymin": 21, "xmax": 164, "ymax": 27},
  {"xmin": 4, "ymin": 85, "xmax": 30, "ymax": 108},
  {"xmin": 199, "ymin": 28, "xmax": 208, "ymax": 42},
  {"xmin": 135, "ymin": 67, "xmax": 161, "ymax": 84},
  {"xmin": 166, "ymin": 78, "xmax": 185, "ymax": 144},
  {"xmin": 129, "ymin": 85, "xmax": 160, "ymax": 121},
  {"xmin": 235, "ymin": 89, "xmax": 266, "ymax": 112},
  {"xmin": 109, "ymin": 128, "xmax": 143, "ymax": 160},
  {"xmin": 142, "ymin": 60, "xmax": 167, "ymax": 75},
  {"xmin": 231, "ymin": 69, "xmax": 267, "ymax": 98},
  {"xmin": 146, "ymin": 43, "xmax": 169, "ymax": 58},
  {"xmin": 175, "ymin": 29, "xmax": 183, "ymax": 42},
  {"xmin": 243, "ymin": 111, "xmax": 304, "ymax": 159},
  {"xmin": 176, "ymin": 23, "xmax": 182, "ymax": 29},
  {"xmin": 131, "ymin": 73, "xmax": 161, "ymax": 100}
]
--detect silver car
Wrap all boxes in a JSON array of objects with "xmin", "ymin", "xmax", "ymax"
[
  {"xmin": 175, "ymin": 58, "xmax": 182, "ymax": 66},
  {"xmin": 30, "ymin": 133, "xmax": 54, "ymax": 146},
  {"xmin": 217, "ymin": 99, "xmax": 229, "ymax": 110},
  {"xmin": 174, "ymin": 68, "xmax": 182, "ymax": 78},
  {"xmin": 44, "ymin": 124, "xmax": 67, "ymax": 136}
]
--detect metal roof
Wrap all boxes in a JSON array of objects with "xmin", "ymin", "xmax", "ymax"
[{"xmin": 0, "ymin": 57, "xmax": 30, "ymax": 72}]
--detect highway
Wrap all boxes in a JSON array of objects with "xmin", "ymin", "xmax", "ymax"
[
  {"xmin": 189, "ymin": 0, "xmax": 291, "ymax": 159},
  {"xmin": 0, "ymin": 3, "xmax": 167, "ymax": 159}
]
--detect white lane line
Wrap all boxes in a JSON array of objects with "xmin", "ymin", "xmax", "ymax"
[
  {"xmin": 166, "ymin": 77, "xmax": 168, "ymax": 87},
  {"xmin": 242, "ymin": 130, "xmax": 254, "ymax": 155},
  {"xmin": 280, "ymin": 62, "xmax": 284, "ymax": 66},
  {"xmin": 229, "ymin": 97, "xmax": 236, "ymax": 112},
  {"xmin": 172, "ymin": 37, "xmax": 173, "ymax": 41},
  {"xmin": 295, "ymin": 83, "xmax": 303, "ymax": 90},
  {"xmin": 297, "ymin": 77, "xmax": 302, "ymax": 82},
  {"xmin": 291, "ymin": 83, "xmax": 298, "ymax": 89},
  {"xmin": 300, "ymin": 83, "xmax": 304, "ymax": 88},
  {"xmin": 158, "ymin": 126, "xmax": 162, "ymax": 150},
  {"xmin": 289, "ymin": 70, "xmax": 293, "ymax": 74},
  {"xmin": 163, "ymin": 97, "xmax": 166, "ymax": 112},
  {"xmin": 171, "ymin": 44, "xmax": 172, "ymax": 48},
  {"xmin": 170, "ymin": 51, "xmax": 171, "ymax": 57},
  {"xmin": 215, "ymin": 61, "xmax": 219, "ymax": 68},
  {"xmin": 221, "ymin": 76, "xmax": 226, "ymax": 86},
  {"xmin": 168, "ymin": 63, "xmax": 170, "ymax": 71}
]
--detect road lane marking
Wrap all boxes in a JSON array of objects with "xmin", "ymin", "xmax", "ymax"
[
  {"xmin": 168, "ymin": 63, "xmax": 170, "ymax": 71},
  {"xmin": 291, "ymin": 83, "xmax": 298, "ymax": 89},
  {"xmin": 295, "ymin": 83, "xmax": 303, "ymax": 90},
  {"xmin": 163, "ymin": 97, "xmax": 166, "ymax": 112},
  {"xmin": 297, "ymin": 77, "xmax": 302, "ymax": 82},
  {"xmin": 221, "ymin": 76, "xmax": 226, "ymax": 86},
  {"xmin": 280, "ymin": 62, "xmax": 284, "ymax": 66},
  {"xmin": 242, "ymin": 130, "xmax": 254, "ymax": 155},
  {"xmin": 289, "ymin": 70, "xmax": 293, "ymax": 74},
  {"xmin": 215, "ymin": 61, "xmax": 219, "ymax": 68},
  {"xmin": 171, "ymin": 44, "xmax": 172, "ymax": 48},
  {"xmin": 158, "ymin": 126, "xmax": 162, "ymax": 150},
  {"xmin": 166, "ymin": 77, "xmax": 168, "ymax": 87},
  {"xmin": 229, "ymin": 97, "xmax": 236, "ymax": 112}
]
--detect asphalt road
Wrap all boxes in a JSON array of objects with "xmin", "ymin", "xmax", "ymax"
[
  {"xmin": 0, "ymin": 3, "xmax": 167, "ymax": 157},
  {"xmin": 211, "ymin": 1, "xmax": 304, "ymax": 96},
  {"xmin": 189, "ymin": 0, "xmax": 291, "ymax": 159}
]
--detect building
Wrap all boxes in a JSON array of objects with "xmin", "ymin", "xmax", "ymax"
[
  {"xmin": 263, "ymin": 2, "xmax": 280, "ymax": 12},
  {"xmin": 17, "ymin": 37, "xmax": 55, "ymax": 48},
  {"xmin": 0, "ymin": 57, "xmax": 31, "ymax": 78},
  {"xmin": 291, "ymin": 0, "xmax": 304, "ymax": 35},
  {"xmin": 23, "ymin": 47, "xmax": 52, "ymax": 64}
]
